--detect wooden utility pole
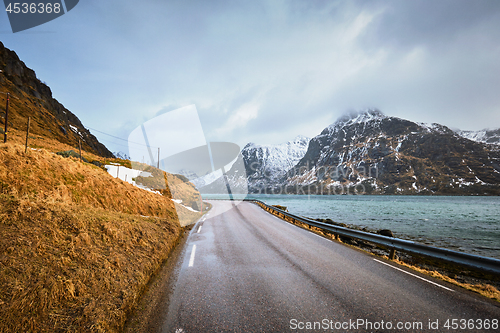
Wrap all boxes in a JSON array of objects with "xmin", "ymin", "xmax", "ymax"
[
  {"xmin": 157, "ymin": 147, "xmax": 160, "ymax": 169},
  {"xmin": 3, "ymin": 93, "xmax": 9, "ymax": 143},
  {"xmin": 200, "ymin": 194, "xmax": 203, "ymax": 215},
  {"xmin": 25, "ymin": 117, "xmax": 31, "ymax": 153},
  {"xmin": 79, "ymin": 139, "xmax": 82, "ymax": 161}
]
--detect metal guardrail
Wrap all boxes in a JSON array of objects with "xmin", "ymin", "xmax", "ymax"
[{"xmin": 246, "ymin": 199, "xmax": 500, "ymax": 275}]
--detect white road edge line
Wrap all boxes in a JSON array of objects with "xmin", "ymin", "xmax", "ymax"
[
  {"xmin": 188, "ymin": 244, "xmax": 197, "ymax": 267},
  {"xmin": 373, "ymin": 259, "xmax": 454, "ymax": 292},
  {"xmin": 311, "ymin": 232, "xmax": 326, "ymax": 240},
  {"xmin": 197, "ymin": 225, "xmax": 202, "ymax": 233}
]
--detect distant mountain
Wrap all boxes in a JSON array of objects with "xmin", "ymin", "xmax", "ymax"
[
  {"xmin": 206, "ymin": 109, "xmax": 500, "ymax": 195},
  {"xmin": 113, "ymin": 151, "xmax": 131, "ymax": 160},
  {"xmin": 456, "ymin": 128, "xmax": 500, "ymax": 146},
  {"xmin": 242, "ymin": 135, "xmax": 310, "ymax": 191},
  {"xmin": 198, "ymin": 135, "xmax": 310, "ymax": 194},
  {"xmin": 0, "ymin": 42, "xmax": 113, "ymax": 157},
  {"xmin": 284, "ymin": 109, "xmax": 500, "ymax": 195}
]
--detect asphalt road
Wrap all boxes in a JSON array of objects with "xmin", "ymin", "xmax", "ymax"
[{"xmin": 160, "ymin": 200, "xmax": 499, "ymax": 332}]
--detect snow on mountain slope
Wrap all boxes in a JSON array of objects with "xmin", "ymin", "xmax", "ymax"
[
  {"xmin": 202, "ymin": 109, "xmax": 500, "ymax": 195},
  {"xmin": 456, "ymin": 128, "xmax": 500, "ymax": 146},
  {"xmin": 199, "ymin": 135, "xmax": 310, "ymax": 193},
  {"xmin": 243, "ymin": 135, "xmax": 310, "ymax": 181},
  {"xmin": 325, "ymin": 108, "xmax": 387, "ymax": 132},
  {"xmin": 285, "ymin": 109, "xmax": 500, "ymax": 195},
  {"xmin": 113, "ymin": 151, "xmax": 131, "ymax": 160}
]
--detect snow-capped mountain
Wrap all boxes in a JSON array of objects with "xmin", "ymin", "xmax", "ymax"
[
  {"xmin": 113, "ymin": 151, "xmax": 131, "ymax": 160},
  {"xmin": 242, "ymin": 135, "xmax": 310, "ymax": 190},
  {"xmin": 198, "ymin": 135, "xmax": 310, "ymax": 193},
  {"xmin": 284, "ymin": 109, "xmax": 500, "ymax": 195},
  {"xmin": 200, "ymin": 109, "xmax": 500, "ymax": 195},
  {"xmin": 456, "ymin": 128, "xmax": 500, "ymax": 146}
]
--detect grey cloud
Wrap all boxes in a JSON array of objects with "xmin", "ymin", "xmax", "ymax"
[
  {"xmin": 2, "ymin": 0, "xmax": 500, "ymax": 154},
  {"xmin": 362, "ymin": 0, "xmax": 500, "ymax": 49}
]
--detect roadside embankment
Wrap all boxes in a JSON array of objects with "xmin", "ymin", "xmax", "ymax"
[{"xmin": 0, "ymin": 143, "xmax": 188, "ymax": 332}]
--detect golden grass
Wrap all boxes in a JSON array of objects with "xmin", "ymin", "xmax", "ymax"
[
  {"xmin": 0, "ymin": 142, "xmax": 186, "ymax": 332},
  {"xmin": 0, "ymin": 78, "xmax": 105, "ymax": 158},
  {"xmin": 4, "ymin": 126, "xmax": 120, "ymax": 166},
  {"xmin": 0, "ymin": 143, "xmax": 176, "ymax": 217},
  {"xmin": 394, "ymin": 260, "xmax": 500, "ymax": 302}
]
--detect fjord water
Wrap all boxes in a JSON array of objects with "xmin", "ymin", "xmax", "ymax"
[{"xmin": 208, "ymin": 194, "xmax": 500, "ymax": 259}]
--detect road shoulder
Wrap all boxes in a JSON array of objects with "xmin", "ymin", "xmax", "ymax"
[{"xmin": 123, "ymin": 224, "xmax": 194, "ymax": 333}]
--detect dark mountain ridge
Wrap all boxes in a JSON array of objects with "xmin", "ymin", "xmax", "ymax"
[
  {"xmin": 285, "ymin": 109, "xmax": 500, "ymax": 195},
  {"xmin": 211, "ymin": 109, "xmax": 500, "ymax": 196}
]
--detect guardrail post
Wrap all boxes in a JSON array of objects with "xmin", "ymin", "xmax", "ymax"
[{"xmin": 389, "ymin": 248, "xmax": 396, "ymax": 260}]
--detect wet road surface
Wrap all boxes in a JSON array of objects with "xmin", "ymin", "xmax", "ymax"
[{"xmin": 160, "ymin": 200, "xmax": 499, "ymax": 332}]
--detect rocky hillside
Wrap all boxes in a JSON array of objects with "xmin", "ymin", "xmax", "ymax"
[
  {"xmin": 209, "ymin": 109, "xmax": 500, "ymax": 195},
  {"xmin": 284, "ymin": 109, "xmax": 500, "ymax": 195},
  {"xmin": 0, "ymin": 41, "xmax": 113, "ymax": 157}
]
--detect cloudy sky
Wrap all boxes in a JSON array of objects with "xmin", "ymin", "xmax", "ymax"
[{"xmin": 1, "ymin": 0, "xmax": 500, "ymax": 154}]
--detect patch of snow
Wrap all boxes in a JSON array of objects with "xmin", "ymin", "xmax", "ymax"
[
  {"xmin": 331, "ymin": 109, "xmax": 386, "ymax": 128},
  {"xmin": 456, "ymin": 128, "xmax": 500, "ymax": 145},
  {"xmin": 171, "ymin": 198, "xmax": 199, "ymax": 212},
  {"xmin": 475, "ymin": 176, "xmax": 488, "ymax": 185},
  {"xmin": 104, "ymin": 164, "xmax": 161, "ymax": 195},
  {"xmin": 69, "ymin": 125, "xmax": 84, "ymax": 139}
]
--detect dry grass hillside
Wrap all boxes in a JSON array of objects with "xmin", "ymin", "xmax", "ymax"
[
  {"xmin": 0, "ymin": 41, "xmax": 112, "ymax": 157},
  {"xmin": 3, "ymin": 126, "xmax": 116, "ymax": 165},
  {"xmin": 0, "ymin": 142, "xmax": 199, "ymax": 332},
  {"xmin": 131, "ymin": 162, "xmax": 207, "ymax": 226}
]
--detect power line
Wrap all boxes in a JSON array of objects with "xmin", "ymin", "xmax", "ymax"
[
  {"xmin": 97, "ymin": 137, "xmax": 134, "ymax": 149},
  {"xmin": 86, "ymin": 126, "xmax": 158, "ymax": 149}
]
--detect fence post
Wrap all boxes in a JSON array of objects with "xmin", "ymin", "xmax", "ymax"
[
  {"xmin": 25, "ymin": 117, "xmax": 30, "ymax": 153},
  {"xmin": 3, "ymin": 93, "xmax": 9, "ymax": 143},
  {"xmin": 79, "ymin": 139, "xmax": 82, "ymax": 161}
]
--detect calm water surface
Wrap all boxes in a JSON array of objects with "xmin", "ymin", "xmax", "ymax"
[{"xmin": 205, "ymin": 194, "xmax": 500, "ymax": 259}]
